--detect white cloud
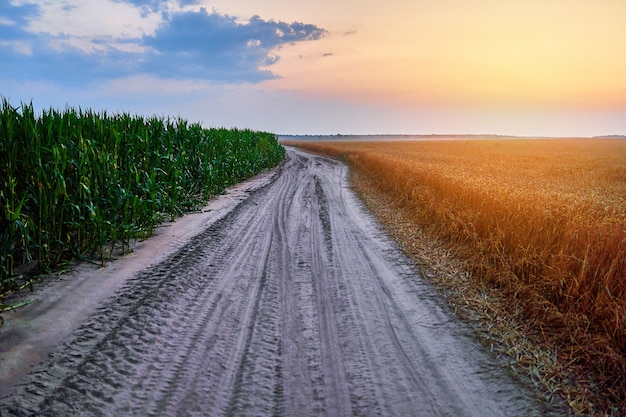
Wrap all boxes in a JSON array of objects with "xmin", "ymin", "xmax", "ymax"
[
  {"xmin": 0, "ymin": 40, "xmax": 32, "ymax": 55},
  {"xmin": 48, "ymin": 36, "xmax": 152, "ymax": 54},
  {"xmin": 24, "ymin": 0, "xmax": 162, "ymax": 39},
  {"xmin": 0, "ymin": 16, "xmax": 15, "ymax": 25}
]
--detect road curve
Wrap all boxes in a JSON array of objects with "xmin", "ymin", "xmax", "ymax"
[{"xmin": 1, "ymin": 148, "xmax": 551, "ymax": 416}]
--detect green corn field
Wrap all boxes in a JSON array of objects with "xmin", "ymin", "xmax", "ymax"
[{"xmin": 0, "ymin": 98, "xmax": 285, "ymax": 295}]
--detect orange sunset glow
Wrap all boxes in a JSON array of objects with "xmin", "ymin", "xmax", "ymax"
[{"xmin": 260, "ymin": 0, "xmax": 626, "ymax": 108}]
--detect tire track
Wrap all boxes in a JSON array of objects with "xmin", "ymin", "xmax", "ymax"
[{"xmin": 309, "ymin": 175, "xmax": 353, "ymax": 416}]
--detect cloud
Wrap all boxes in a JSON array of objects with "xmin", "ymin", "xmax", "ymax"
[
  {"xmin": 142, "ymin": 8, "xmax": 326, "ymax": 82},
  {"xmin": 0, "ymin": 1, "xmax": 326, "ymax": 86}
]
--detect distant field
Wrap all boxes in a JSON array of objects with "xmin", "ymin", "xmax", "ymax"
[{"xmin": 285, "ymin": 138, "xmax": 626, "ymax": 413}]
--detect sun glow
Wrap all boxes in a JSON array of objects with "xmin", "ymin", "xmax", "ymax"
[{"xmin": 261, "ymin": 0, "xmax": 626, "ymax": 110}]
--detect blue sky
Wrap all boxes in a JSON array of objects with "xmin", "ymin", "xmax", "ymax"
[{"xmin": 1, "ymin": 0, "xmax": 625, "ymax": 136}]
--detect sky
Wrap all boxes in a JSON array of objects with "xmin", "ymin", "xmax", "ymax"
[{"xmin": 1, "ymin": 0, "xmax": 625, "ymax": 136}]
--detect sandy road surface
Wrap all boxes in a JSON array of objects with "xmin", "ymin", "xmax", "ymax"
[{"xmin": 1, "ymin": 149, "xmax": 553, "ymax": 416}]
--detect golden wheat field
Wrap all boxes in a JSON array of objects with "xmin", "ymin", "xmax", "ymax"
[{"xmin": 286, "ymin": 138, "xmax": 626, "ymax": 414}]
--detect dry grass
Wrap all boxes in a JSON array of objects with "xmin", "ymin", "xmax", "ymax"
[{"xmin": 285, "ymin": 139, "xmax": 626, "ymax": 415}]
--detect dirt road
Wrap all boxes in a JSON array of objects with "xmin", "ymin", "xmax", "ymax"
[{"xmin": 1, "ymin": 149, "xmax": 554, "ymax": 416}]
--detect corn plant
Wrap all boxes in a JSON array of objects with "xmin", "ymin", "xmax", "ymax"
[{"xmin": 0, "ymin": 97, "xmax": 284, "ymax": 294}]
